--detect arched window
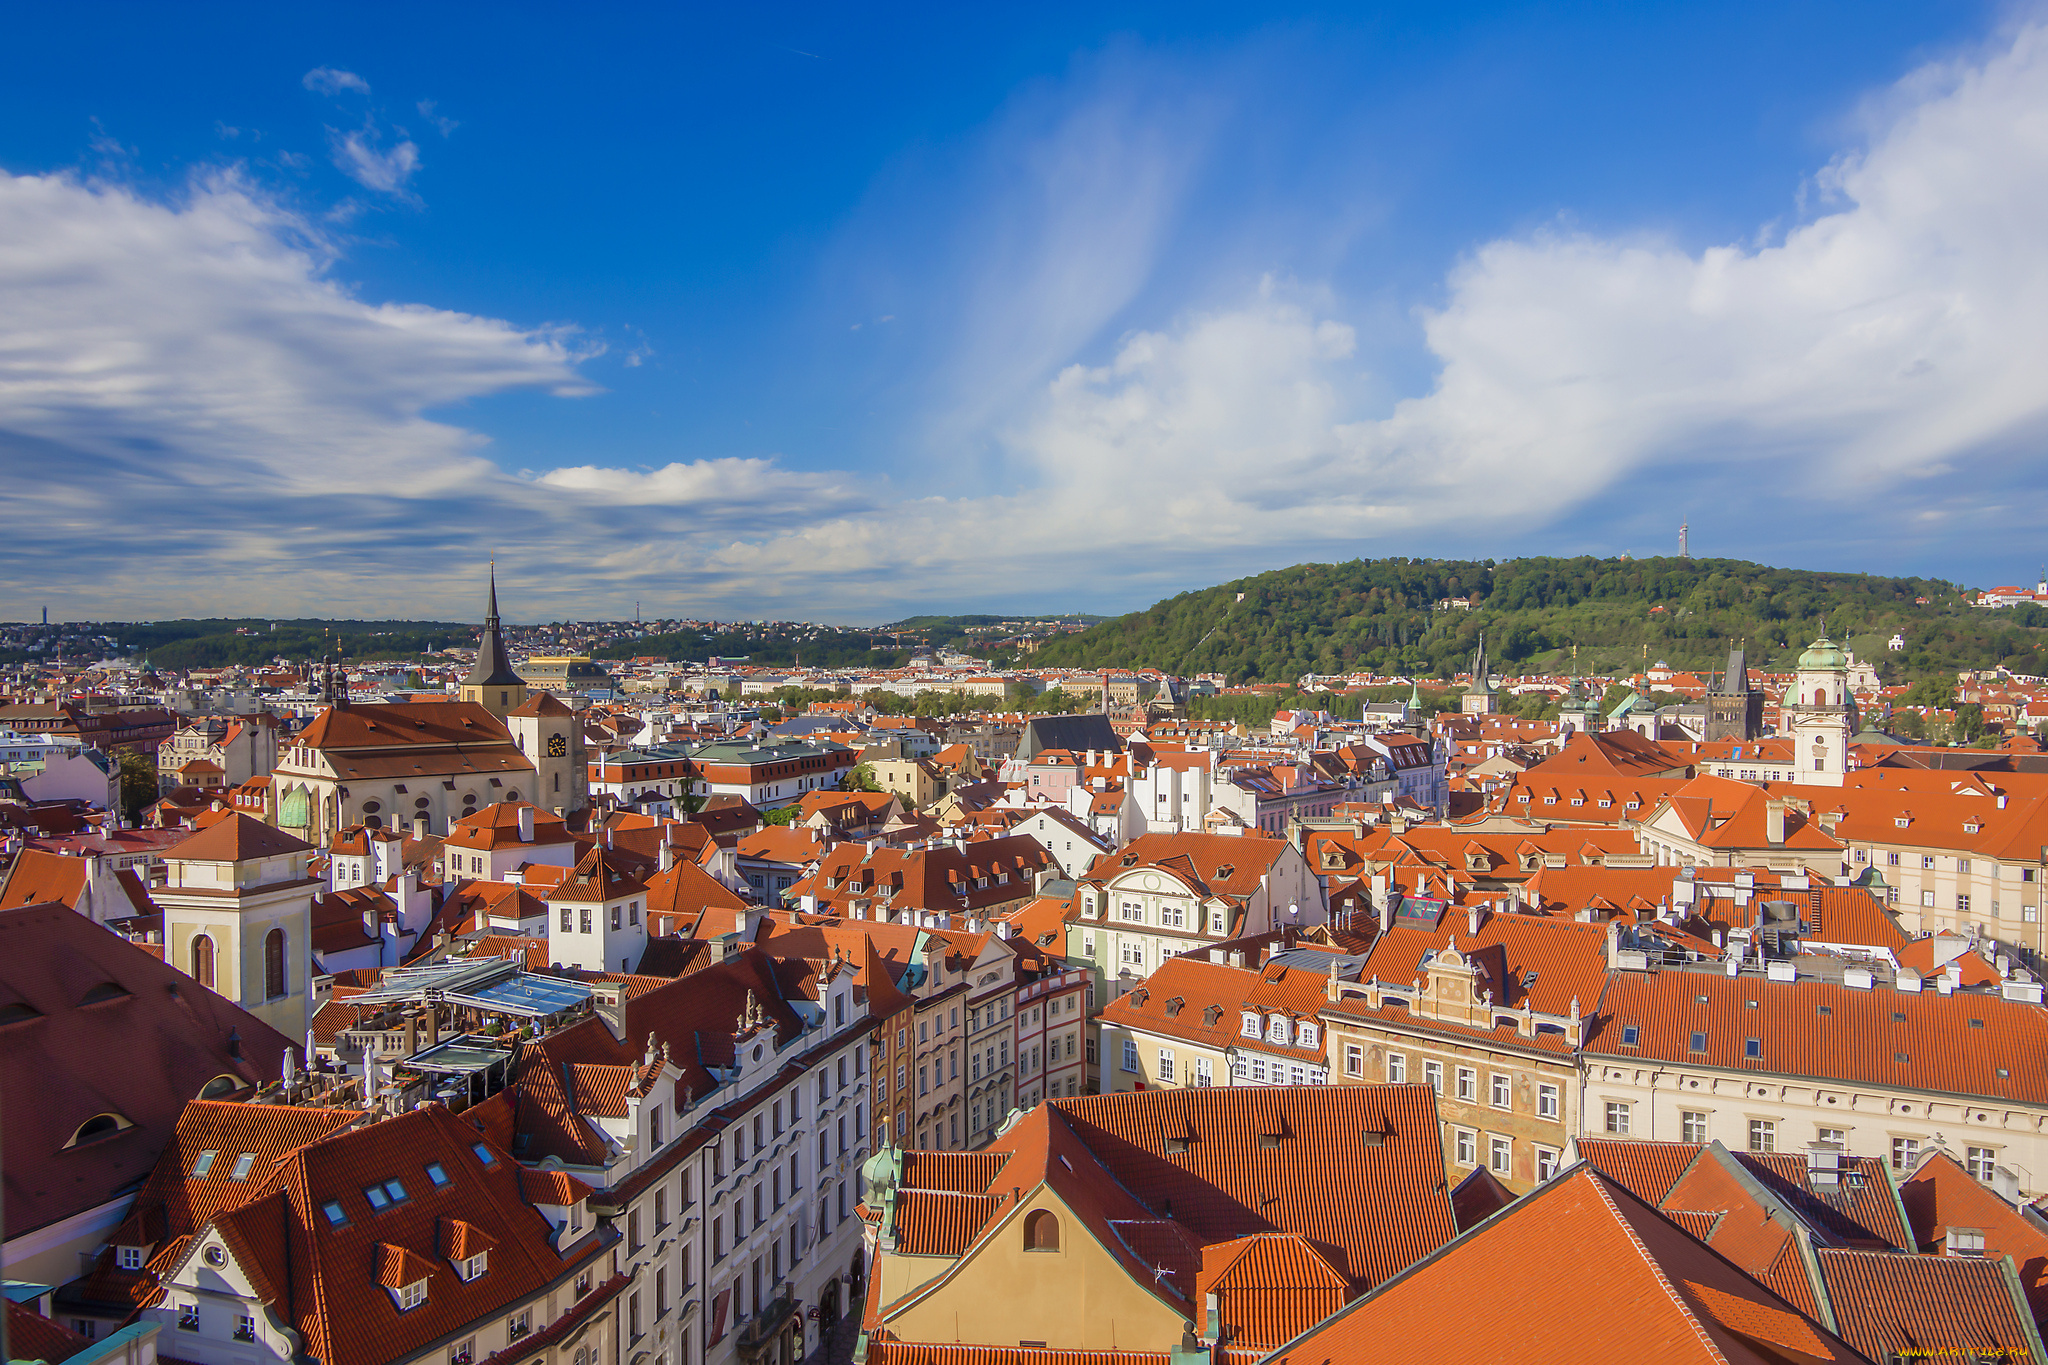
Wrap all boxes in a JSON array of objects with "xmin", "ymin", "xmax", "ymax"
[
  {"xmin": 1023, "ymin": 1209, "xmax": 1060, "ymax": 1252},
  {"xmin": 265, "ymin": 928, "xmax": 286, "ymax": 1000},
  {"xmin": 199, "ymin": 1075, "xmax": 245, "ymax": 1100},
  {"xmin": 1813, "ymin": 689, "xmax": 1826, "ymax": 706},
  {"xmin": 192, "ymin": 934, "xmax": 215, "ymax": 989}
]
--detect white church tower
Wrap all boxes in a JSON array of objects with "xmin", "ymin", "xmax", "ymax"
[{"xmin": 1785, "ymin": 629, "xmax": 1855, "ymax": 787}]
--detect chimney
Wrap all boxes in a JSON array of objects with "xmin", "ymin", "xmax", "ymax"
[
  {"xmin": 659, "ymin": 836, "xmax": 675, "ymax": 872},
  {"xmin": 412, "ymin": 815, "xmax": 428, "ymax": 840},
  {"xmin": 1468, "ymin": 902, "xmax": 1484, "ymax": 937},
  {"xmin": 517, "ymin": 804, "xmax": 535, "ymax": 843},
  {"xmin": 1764, "ymin": 800, "xmax": 1786, "ymax": 846}
]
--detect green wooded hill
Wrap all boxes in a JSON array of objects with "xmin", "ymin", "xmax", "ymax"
[{"xmin": 1027, "ymin": 557, "xmax": 2048, "ymax": 686}]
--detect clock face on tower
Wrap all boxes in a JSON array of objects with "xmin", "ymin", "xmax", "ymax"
[{"xmin": 547, "ymin": 733, "xmax": 567, "ymax": 758}]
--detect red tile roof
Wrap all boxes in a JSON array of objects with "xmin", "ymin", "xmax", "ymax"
[
  {"xmin": 202, "ymin": 1103, "xmax": 611, "ymax": 1365},
  {"xmin": 1815, "ymin": 1246, "xmax": 2043, "ymax": 1364},
  {"xmin": 1268, "ymin": 1166, "xmax": 1864, "ymax": 1365},
  {"xmin": 1900, "ymin": 1150, "xmax": 2048, "ymax": 1321},
  {"xmin": 162, "ymin": 811, "xmax": 314, "ymax": 862},
  {"xmin": 1588, "ymin": 969, "xmax": 2048, "ymax": 1104}
]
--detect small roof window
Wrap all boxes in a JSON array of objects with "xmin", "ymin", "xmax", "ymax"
[
  {"xmin": 321, "ymin": 1200, "xmax": 348, "ymax": 1227},
  {"xmin": 192, "ymin": 1150, "xmax": 219, "ymax": 1178},
  {"xmin": 425, "ymin": 1161, "xmax": 450, "ymax": 1187},
  {"xmin": 471, "ymin": 1143, "xmax": 496, "ymax": 1167},
  {"xmin": 230, "ymin": 1153, "xmax": 257, "ymax": 1181}
]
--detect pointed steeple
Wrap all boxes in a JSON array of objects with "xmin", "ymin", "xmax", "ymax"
[{"xmin": 464, "ymin": 561, "xmax": 523, "ymax": 690}]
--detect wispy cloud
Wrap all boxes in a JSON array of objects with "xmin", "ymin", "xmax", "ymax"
[
  {"xmin": 416, "ymin": 99, "xmax": 458, "ymax": 137},
  {"xmin": 6, "ymin": 23, "xmax": 2048, "ymax": 620},
  {"xmin": 328, "ymin": 123, "xmax": 421, "ymax": 197},
  {"xmin": 303, "ymin": 67, "xmax": 371, "ymax": 97}
]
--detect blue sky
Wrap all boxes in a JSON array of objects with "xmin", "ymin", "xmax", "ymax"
[{"xmin": 1, "ymin": 2, "xmax": 2042, "ymax": 623}]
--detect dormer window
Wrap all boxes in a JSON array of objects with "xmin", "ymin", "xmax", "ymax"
[
  {"xmin": 1267, "ymin": 1015, "xmax": 1290, "ymax": 1044},
  {"xmin": 1297, "ymin": 1022, "xmax": 1318, "ymax": 1049},
  {"xmin": 460, "ymin": 1252, "xmax": 489, "ymax": 1280},
  {"xmin": 1241, "ymin": 1011, "xmax": 1261, "ymax": 1039},
  {"xmin": 398, "ymin": 1279, "xmax": 428, "ymax": 1311},
  {"xmin": 117, "ymin": 1246, "xmax": 145, "ymax": 1270}
]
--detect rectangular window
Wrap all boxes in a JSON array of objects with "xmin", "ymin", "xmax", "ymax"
[
  {"xmin": 1424, "ymin": 1060, "xmax": 1443, "ymax": 1094},
  {"xmin": 1386, "ymin": 1051, "xmax": 1405, "ymax": 1083},
  {"xmin": 1490, "ymin": 1074, "xmax": 1511, "ymax": 1109},
  {"xmin": 1948, "ymin": 1228, "xmax": 1987, "ymax": 1256},
  {"xmin": 450, "ymin": 1340, "xmax": 475, "ymax": 1365},
  {"xmin": 1604, "ymin": 1102, "xmax": 1630, "ymax": 1135},
  {"xmin": 1158, "ymin": 1050, "xmax": 1175, "ymax": 1083},
  {"xmin": 1681, "ymin": 1111, "xmax": 1708, "ymax": 1143},
  {"xmin": 1344, "ymin": 1043, "xmax": 1364, "ymax": 1078},
  {"xmin": 1892, "ymin": 1137, "xmax": 1921, "ymax": 1171},
  {"xmin": 1121, "ymin": 1039, "xmax": 1140, "ymax": 1073},
  {"xmin": 1456, "ymin": 1067, "xmax": 1476, "ymax": 1102},
  {"xmin": 1967, "ymin": 1146, "xmax": 1998, "ymax": 1181},
  {"xmin": 1748, "ymin": 1120, "xmax": 1775, "ymax": 1152},
  {"xmin": 178, "ymin": 1303, "xmax": 199, "ymax": 1331},
  {"xmin": 1537, "ymin": 1084, "xmax": 1558, "ymax": 1119},
  {"xmin": 1489, "ymin": 1136, "xmax": 1511, "ymax": 1173},
  {"xmin": 1957, "ymin": 894, "xmax": 1971, "ymax": 913},
  {"xmin": 1816, "ymin": 1127, "xmax": 1844, "ymax": 1146},
  {"xmin": 1535, "ymin": 1146, "xmax": 1559, "ymax": 1181},
  {"xmin": 1454, "ymin": 1129, "xmax": 1475, "ymax": 1166},
  {"xmin": 237, "ymin": 1315, "xmax": 257, "ymax": 1343},
  {"xmin": 1242, "ymin": 1011, "xmax": 1261, "ymax": 1038},
  {"xmin": 1194, "ymin": 1056, "xmax": 1213, "ymax": 1087}
]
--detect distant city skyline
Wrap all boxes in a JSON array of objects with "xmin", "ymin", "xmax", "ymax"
[{"xmin": 0, "ymin": 3, "xmax": 2042, "ymax": 623}]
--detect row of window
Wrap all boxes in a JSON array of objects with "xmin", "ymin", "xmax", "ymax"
[
  {"xmin": 1449, "ymin": 1128, "xmax": 1560, "ymax": 1181},
  {"xmin": 1598, "ymin": 1103, "xmax": 1999, "ymax": 1175},
  {"xmin": 1369, "ymin": 1050, "xmax": 1562, "ymax": 1120},
  {"xmin": 1240, "ymin": 1012, "xmax": 1318, "ymax": 1048}
]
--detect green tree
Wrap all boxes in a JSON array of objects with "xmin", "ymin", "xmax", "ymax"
[
  {"xmin": 846, "ymin": 763, "xmax": 881, "ymax": 793},
  {"xmin": 117, "ymin": 748, "xmax": 159, "ymax": 821}
]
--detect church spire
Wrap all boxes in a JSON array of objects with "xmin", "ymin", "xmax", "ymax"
[{"xmin": 464, "ymin": 562, "xmax": 523, "ymax": 691}]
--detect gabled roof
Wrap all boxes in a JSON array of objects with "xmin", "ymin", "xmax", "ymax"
[
  {"xmin": 1268, "ymin": 1165, "xmax": 1865, "ymax": 1365},
  {"xmin": 203, "ymin": 1103, "xmax": 608, "ymax": 1365},
  {"xmin": 546, "ymin": 846, "xmax": 647, "ymax": 903},
  {"xmin": 1900, "ymin": 1150, "xmax": 2048, "ymax": 1321}
]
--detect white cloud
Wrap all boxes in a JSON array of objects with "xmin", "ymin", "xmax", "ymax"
[
  {"xmin": 329, "ymin": 124, "xmax": 421, "ymax": 197},
  {"xmin": 303, "ymin": 67, "xmax": 370, "ymax": 97},
  {"xmin": 417, "ymin": 99, "xmax": 458, "ymax": 137},
  {"xmin": 7, "ymin": 22, "xmax": 2048, "ymax": 621}
]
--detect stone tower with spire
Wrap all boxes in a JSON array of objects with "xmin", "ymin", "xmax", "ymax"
[
  {"xmin": 1460, "ymin": 633, "xmax": 1499, "ymax": 716},
  {"xmin": 460, "ymin": 564, "xmax": 529, "ymax": 720}
]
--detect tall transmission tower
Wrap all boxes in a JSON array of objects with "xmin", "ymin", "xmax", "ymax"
[{"xmin": 1679, "ymin": 520, "xmax": 1690, "ymax": 559}]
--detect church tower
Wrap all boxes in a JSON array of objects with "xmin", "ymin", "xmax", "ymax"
[
  {"xmin": 1785, "ymin": 629, "xmax": 1855, "ymax": 787},
  {"xmin": 1461, "ymin": 635, "xmax": 1499, "ymax": 716},
  {"xmin": 1703, "ymin": 647, "xmax": 1764, "ymax": 742},
  {"xmin": 460, "ymin": 564, "xmax": 528, "ymax": 720},
  {"xmin": 507, "ymin": 691, "xmax": 588, "ymax": 815}
]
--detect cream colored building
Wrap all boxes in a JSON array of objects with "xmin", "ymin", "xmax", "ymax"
[
  {"xmin": 1583, "ymin": 961, "xmax": 2048, "ymax": 1202},
  {"xmin": 155, "ymin": 813, "xmax": 317, "ymax": 1040}
]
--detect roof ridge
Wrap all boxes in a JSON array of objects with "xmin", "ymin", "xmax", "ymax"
[{"xmin": 1582, "ymin": 1171, "xmax": 1733, "ymax": 1364}]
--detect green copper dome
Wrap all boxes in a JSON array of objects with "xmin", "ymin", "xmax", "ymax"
[{"xmin": 1797, "ymin": 635, "xmax": 1849, "ymax": 671}]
